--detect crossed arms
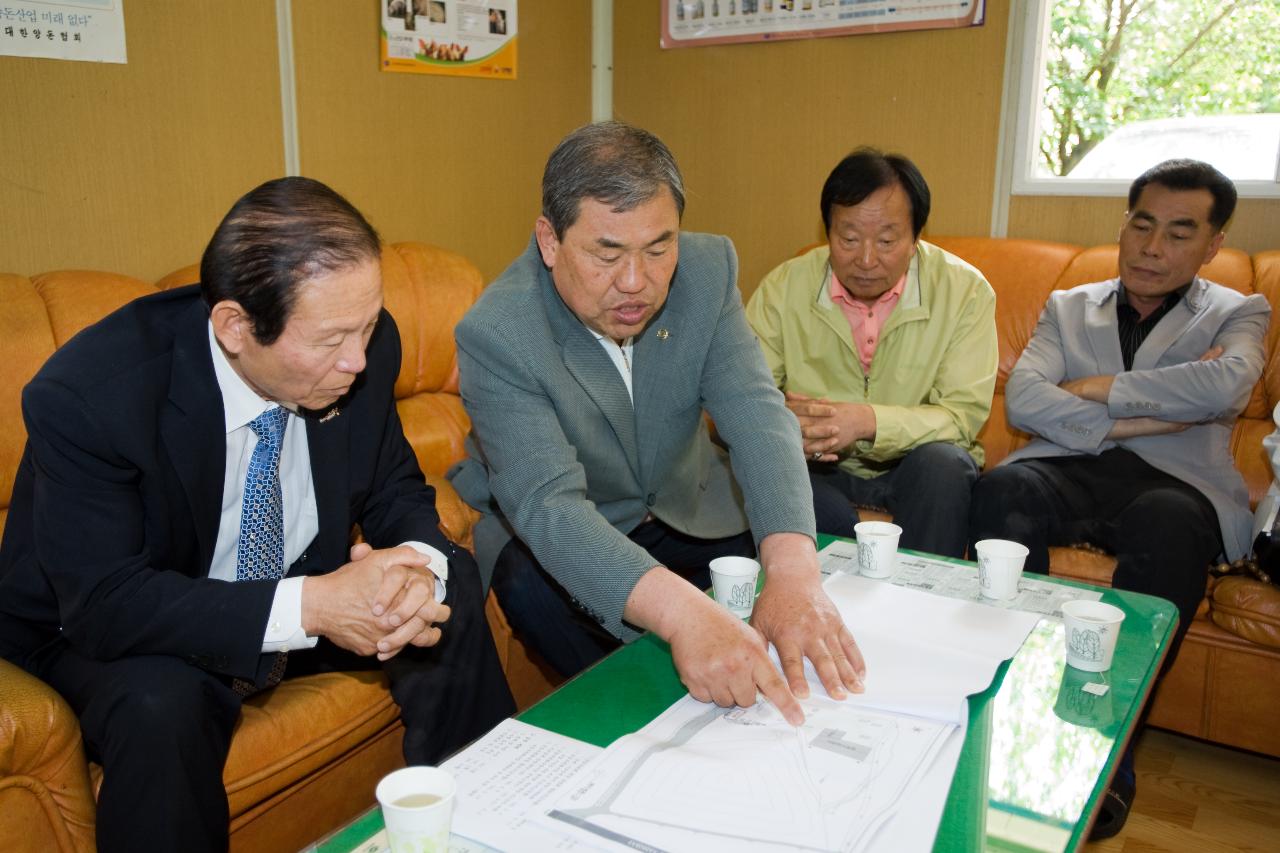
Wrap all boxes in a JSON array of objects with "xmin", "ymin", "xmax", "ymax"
[{"xmin": 1005, "ymin": 288, "xmax": 1268, "ymax": 451}]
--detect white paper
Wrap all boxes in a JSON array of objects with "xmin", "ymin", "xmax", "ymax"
[
  {"xmin": 0, "ymin": 1, "xmax": 127, "ymax": 63},
  {"xmin": 819, "ymin": 542, "xmax": 1102, "ymax": 619},
  {"xmin": 539, "ymin": 694, "xmax": 956, "ymax": 853},
  {"xmin": 821, "ymin": 573, "xmax": 1042, "ymax": 724},
  {"xmin": 441, "ymin": 718, "xmax": 607, "ymax": 852},
  {"xmin": 534, "ymin": 579, "xmax": 1038, "ymax": 852}
]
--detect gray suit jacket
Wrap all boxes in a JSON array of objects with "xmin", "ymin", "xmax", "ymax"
[
  {"xmin": 450, "ymin": 232, "xmax": 814, "ymax": 639},
  {"xmin": 1002, "ymin": 276, "xmax": 1270, "ymax": 560}
]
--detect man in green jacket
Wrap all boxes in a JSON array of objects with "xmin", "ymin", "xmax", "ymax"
[{"xmin": 746, "ymin": 149, "xmax": 997, "ymax": 558}]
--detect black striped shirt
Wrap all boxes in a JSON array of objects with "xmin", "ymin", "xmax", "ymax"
[{"xmin": 1116, "ymin": 284, "xmax": 1190, "ymax": 371}]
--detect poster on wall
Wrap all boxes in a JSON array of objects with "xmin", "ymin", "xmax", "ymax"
[
  {"xmin": 0, "ymin": 0, "xmax": 126, "ymax": 63},
  {"xmin": 661, "ymin": 0, "xmax": 983, "ymax": 48},
  {"xmin": 381, "ymin": 0, "xmax": 517, "ymax": 79}
]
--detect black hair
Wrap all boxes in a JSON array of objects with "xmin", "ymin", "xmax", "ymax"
[
  {"xmin": 200, "ymin": 177, "xmax": 381, "ymax": 345},
  {"xmin": 821, "ymin": 147, "xmax": 931, "ymax": 239},
  {"xmin": 1128, "ymin": 159, "xmax": 1237, "ymax": 231}
]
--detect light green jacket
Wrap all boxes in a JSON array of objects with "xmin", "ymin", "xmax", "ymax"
[{"xmin": 746, "ymin": 241, "xmax": 998, "ymax": 479}]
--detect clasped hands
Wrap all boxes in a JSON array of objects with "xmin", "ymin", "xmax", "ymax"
[
  {"xmin": 302, "ymin": 543, "xmax": 450, "ymax": 661},
  {"xmin": 785, "ymin": 392, "xmax": 876, "ymax": 462}
]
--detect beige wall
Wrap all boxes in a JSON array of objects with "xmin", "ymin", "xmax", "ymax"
[
  {"xmin": 615, "ymin": 1, "xmax": 1278, "ymax": 297},
  {"xmin": 293, "ymin": 1, "xmax": 590, "ymax": 283},
  {"xmin": 0, "ymin": 1, "xmax": 590, "ymax": 283},
  {"xmin": 614, "ymin": 2, "xmax": 1012, "ymax": 298},
  {"xmin": 0, "ymin": 1, "xmax": 1273, "ymax": 286},
  {"xmin": 0, "ymin": 1, "xmax": 285, "ymax": 281}
]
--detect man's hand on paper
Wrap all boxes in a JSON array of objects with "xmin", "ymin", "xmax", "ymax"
[
  {"xmin": 785, "ymin": 392, "xmax": 876, "ymax": 462},
  {"xmin": 625, "ymin": 564, "xmax": 806, "ymax": 726},
  {"xmin": 751, "ymin": 532, "xmax": 866, "ymax": 703}
]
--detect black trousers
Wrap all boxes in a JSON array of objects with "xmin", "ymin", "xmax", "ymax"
[
  {"xmin": 968, "ymin": 448, "xmax": 1221, "ymax": 664},
  {"xmin": 809, "ymin": 441, "xmax": 979, "ymax": 559},
  {"xmin": 17, "ymin": 546, "xmax": 514, "ymax": 853},
  {"xmin": 491, "ymin": 520, "xmax": 756, "ymax": 679}
]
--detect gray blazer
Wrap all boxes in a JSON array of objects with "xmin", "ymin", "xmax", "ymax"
[
  {"xmin": 449, "ymin": 232, "xmax": 815, "ymax": 639},
  {"xmin": 1002, "ymin": 277, "xmax": 1270, "ymax": 560}
]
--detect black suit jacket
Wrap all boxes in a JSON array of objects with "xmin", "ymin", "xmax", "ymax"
[{"xmin": 0, "ymin": 285, "xmax": 452, "ymax": 681}]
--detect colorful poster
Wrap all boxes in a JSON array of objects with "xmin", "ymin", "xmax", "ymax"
[
  {"xmin": 662, "ymin": 0, "xmax": 983, "ymax": 48},
  {"xmin": 380, "ymin": 0, "xmax": 516, "ymax": 79},
  {"xmin": 0, "ymin": 0, "xmax": 126, "ymax": 63}
]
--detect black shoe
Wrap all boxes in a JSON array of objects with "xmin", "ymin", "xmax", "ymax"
[{"xmin": 1089, "ymin": 752, "xmax": 1136, "ymax": 841}]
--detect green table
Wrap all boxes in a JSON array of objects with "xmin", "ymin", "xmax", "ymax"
[{"xmin": 317, "ymin": 543, "xmax": 1175, "ymax": 853}]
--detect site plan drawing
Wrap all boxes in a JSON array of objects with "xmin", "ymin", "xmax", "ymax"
[{"xmin": 543, "ymin": 693, "xmax": 953, "ymax": 853}]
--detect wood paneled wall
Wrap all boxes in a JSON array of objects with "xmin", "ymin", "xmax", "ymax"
[
  {"xmin": 0, "ymin": 1, "xmax": 590, "ymax": 283},
  {"xmin": 0, "ymin": 1, "xmax": 285, "ymax": 281},
  {"xmin": 614, "ymin": 1, "xmax": 1277, "ymax": 298},
  {"xmin": 613, "ymin": 2, "xmax": 1012, "ymax": 298},
  {"xmin": 0, "ymin": 1, "xmax": 1272, "ymax": 287},
  {"xmin": 293, "ymin": 1, "xmax": 590, "ymax": 283}
]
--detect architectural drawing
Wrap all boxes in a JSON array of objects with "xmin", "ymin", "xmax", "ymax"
[{"xmin": 545, "ymin": 694, "xmax": 953, "ymax": 853}]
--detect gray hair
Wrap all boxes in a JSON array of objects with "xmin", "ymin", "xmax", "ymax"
[{"xmin": 541, "ymin": 121, "xmax": 686, "ymax": 238}]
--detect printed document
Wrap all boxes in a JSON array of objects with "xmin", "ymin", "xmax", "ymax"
[{"xmin": 534, "ymin": 578, "xmax": 1041, "ymax": 852}]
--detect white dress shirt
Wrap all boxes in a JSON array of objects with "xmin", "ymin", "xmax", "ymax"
[
  {"xmin": 592, "ymin": 332, "xmax": 635, "ymax": 402},
  {"xmin": 206, "ymin": 324, "xmax": 447, "ymax": 654}
]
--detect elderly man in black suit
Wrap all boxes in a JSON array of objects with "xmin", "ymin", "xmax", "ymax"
[{"xmin": 0, "ymin": 177, "xmax": 513, "ymax": 853}]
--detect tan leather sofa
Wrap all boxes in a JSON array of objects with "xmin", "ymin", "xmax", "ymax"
[
  {"xmin": 927, "ymin": 236, "xmax": 1280, "ymax": 758},
  {"xmin": 5, "ymin": 236, "xmax": 1279, "ymax": 852},
  {"xmin": 0, "ymin": 243, "xmax": 557, "ymax": 853}
]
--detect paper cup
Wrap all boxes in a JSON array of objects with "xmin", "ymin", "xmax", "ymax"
[
  {"xmin": 854, "ymin": 521, "xmax": 902, "ymax": 579},
  {"xmin": 1062, "ymin": 600, "xmax": 1126, "ymax": 673},
  {"xmin": 709, "ymin": 557, "xmax": 761, "ymax": 617},
  {"xmin": 376, "ymin": 766, "xmax": 456, "ymax": 853},
  {"xmin": 974, "ymin": 539, "xmax": 1029, "ymax": 600}
]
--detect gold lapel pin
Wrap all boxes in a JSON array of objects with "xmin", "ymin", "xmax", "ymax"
[
  {"xmin": 656, "ymin": 329, "xmax": 670, "ymax": 340},
  {"xmin": 319, "ymin": 407, "xmax": 341, "ymax": 423}
]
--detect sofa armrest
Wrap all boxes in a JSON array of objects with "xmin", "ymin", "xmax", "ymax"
[
  {"xmin": 427, "ymin": 474, "xmax": 480, "ymax": 553},
  {"xmin": 0, "ymin": 659, "xmax": 96, "ymax": 852}
]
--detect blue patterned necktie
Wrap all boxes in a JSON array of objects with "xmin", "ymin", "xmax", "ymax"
[{"xmin": 236, "ymin": 406, "xmax": 290, "ymax": 582}]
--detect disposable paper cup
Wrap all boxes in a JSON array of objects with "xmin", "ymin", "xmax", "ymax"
[
  {"xmin": 709, "ymin": 556, "xmax": 761, "ymax": 617},
  {"xmin": 854, "ymin": 521, "xmax": 902, "ymax": 579},
  {"xmin": 376, "ymin": 766, "xmax": 456, "ymax": 853},
  {"xmin": 1061, "ymin": 600, "xmax": 1126, "ymax": 673},
  {"xmin": 974, "ymin": 539, "xmax": 1030, "ymax": 600}
]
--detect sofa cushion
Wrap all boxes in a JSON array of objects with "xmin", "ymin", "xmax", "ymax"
[{"xmin": 1211, "ymin": 577, "xmax": 1280, "ymax": 649}]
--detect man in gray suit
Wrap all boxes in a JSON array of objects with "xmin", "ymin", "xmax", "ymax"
[
  {"xmin": 968, "ymin": 158, "xmax": 1268, "ymax": 838},
  {"xmin": 450, "ymin": 122, "xmax": 864, "ymax": 724}
]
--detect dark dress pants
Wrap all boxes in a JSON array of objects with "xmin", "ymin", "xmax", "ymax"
[
  {"xmin": 968, "ymin": 448, "xmax": 1222, "ymax": 665},
  {"xmin": 20, "ymin": 547, "xmax": 513, "ymax": 853},
  {"xmin": 491, "ymin": 519, "xmax": 756, "ymax": 679},
  {"xmin": 809, "ymin": 441, "xmax": 978, "ymax": 559}
]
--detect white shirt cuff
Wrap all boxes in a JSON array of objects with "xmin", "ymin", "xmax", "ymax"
[
  {"xmin": 262, "ymin": 576, "xmax": 319, "ymax": 653},
  {"xmin": 402, "ymin": 540, "xmax": 449, "ymax": 602}
]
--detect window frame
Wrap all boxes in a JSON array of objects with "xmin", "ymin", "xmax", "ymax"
[{"xmin": 1007, "ymin": 0, "xmax": 1280, "ymax": 200}]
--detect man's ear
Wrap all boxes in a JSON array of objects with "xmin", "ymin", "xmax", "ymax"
[
  {"xmin": 210, "ymin": 301, "xmax": 253, "ymax": 355},
  {"xmin": 534, "ymin": 216, "xmax": 560, "ymax": 269},
  {"xmin": 1201, "ymin": 230, "xmax": 1226, "ymax": 269}
]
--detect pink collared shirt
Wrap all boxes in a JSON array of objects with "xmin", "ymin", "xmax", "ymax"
[{"xmin": 828, "ymin": 270, "xmax": 906, "ymax": 371}]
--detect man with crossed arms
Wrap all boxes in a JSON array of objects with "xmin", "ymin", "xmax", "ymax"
[{"xmin": 969, "ymin": 158, "xmax": 1268, "ymax": 838}]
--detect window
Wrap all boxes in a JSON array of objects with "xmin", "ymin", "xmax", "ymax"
[{"xmin": 1007, "ymin": 0, "xmax": 1280, "ymax": 198}]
